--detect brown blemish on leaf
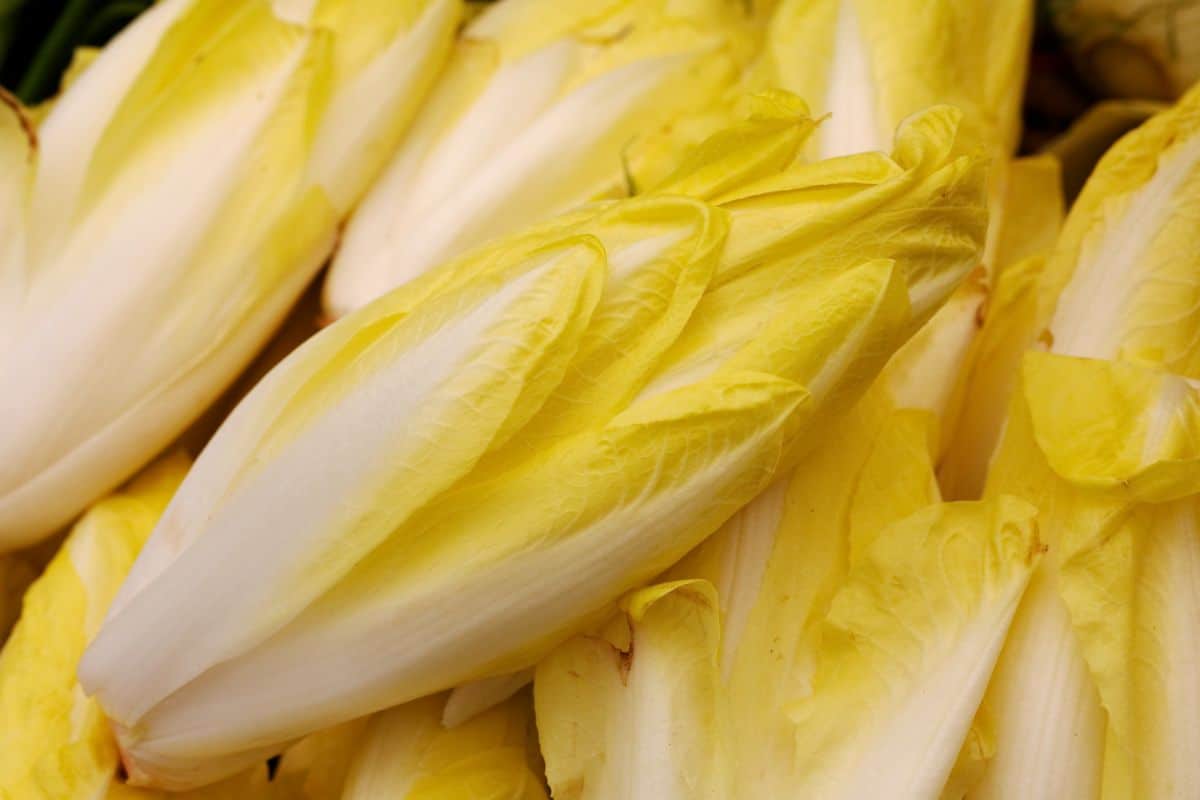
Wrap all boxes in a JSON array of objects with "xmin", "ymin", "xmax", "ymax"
[
  {"xmin": 617, "ymin": 636, "xmax": 635, "ymax": 687},
  {"xmin": 0, "ymin": 87, "xmax": 37, "ymax": 158},
  {"xmin": 1027, "ymin": 521, "xmax": 1048, "ymax": 566}
]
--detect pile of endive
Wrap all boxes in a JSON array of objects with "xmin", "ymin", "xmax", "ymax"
[{"xmin": 0, "ymin": 0, "xmax": 1197, "ymax": 798}]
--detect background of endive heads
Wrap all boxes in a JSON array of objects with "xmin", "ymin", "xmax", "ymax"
[{"xmin": 0, "ymin": 0, "xmax": 1198, "ymax": 798}]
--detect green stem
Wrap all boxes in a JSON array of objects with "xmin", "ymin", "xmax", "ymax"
[
  {"xmin": 0, "ymin": 0, "xmax": 29, "ymax": 75},
  {"xmin": 15, "ymin": 0, "xmax": 93, "ymax": 103}
]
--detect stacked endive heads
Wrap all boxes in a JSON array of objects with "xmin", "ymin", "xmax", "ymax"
[
  {"xmin": 965, "ymin": 83, "xmax": 1200, "ymax": 800},
  {"xmin": 0, "ymin": 0, "xmax": 460, "ymax": 550},
  {"xmin": 78, "ymin": 98, "xmax": 988, "ymax": 788},
  {"xmin": 324, "ymin": 0, "xmax": 756, "ymax": 319}
]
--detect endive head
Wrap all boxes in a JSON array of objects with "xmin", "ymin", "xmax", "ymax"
[
  {"xmin": 1043, "ymin": 82, "xmax": 1200, "ymax": 377},
  {"xmin": 324, "ymin": 0, "xmax": 752, "ymax": 317},
  {"xmin": 996, "ymin": 352, "xmax": 1200, "ymax": 505},
  {"xmin": 0, "ymin": 0, "xmax": 458, "ymax": 551},
  {"xmin": 760, "ymin": 0, "xmax": 1031, "ymax": 160},
  {"xmin": 0, "ymin": 454, "xmax": 188, "ymax": 799}
]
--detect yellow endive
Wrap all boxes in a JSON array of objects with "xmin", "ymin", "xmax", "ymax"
[
  {"xmin": 0, "ymin": 455, "xmax": 187, "ymax": 799},
  {"xmin": 758, "ymin": 0, "xmax": 1030, "ymax": 161},
  {"xmin": 78, "ymin": 104, "xmax": 987, "ymax": 789},
  {"xmin": 536, "ymin": 581, "xmax": 730, "ymax": 800},
  {"xmin": 324, "ymin": 0, "xmax": 753, "ymax": 318},
  {"xmin": 0, "ymin": 0, "xmax": 459, "ymax": 551},
  {"xmin": 788, "ymin": 498, "xmax": 1041, "ymax": 800},
  {"xmin": 970, "ymin": 84, "xmax": 1200, "ymax": 800}
]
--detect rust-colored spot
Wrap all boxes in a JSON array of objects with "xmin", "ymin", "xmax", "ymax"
[{"xmin": 1037, "ymin": 328, "xmax": 1054, "ymax": 349}]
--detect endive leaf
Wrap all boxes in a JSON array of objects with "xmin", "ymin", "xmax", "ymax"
[
  {"xmin": 876, "ymin": 269, "xmax": 987, "ymax": 452},
  {"xmin": 1076, "ymin": 498, "xmax": 1200, "ymax": 799},
  {"xmin": 713, "ymin": 106, "xmax": 988, "ymax": 321},
  {"xmin": 1020, "ymin": 353, "xmax": 1200, "ymax": 502},
  {"xmin": 987, "ymin": 154, "xmax": 1064, "ymax": 279},
  {"xmin": 26, "ymin": 0, "xmax": 196, "ymax": 265},
  {"xmin": 341, "ymin": 694, "xmax": 546, "ymax": 800},
  {"xmin": 1042, "ymin": 82, "xmax": 1200, "ymax": 377},
  {"xmin": 477, "ymin": 197, "xmax": 728, "ymax": 463},
  {"xmin": 442, "ymin": 671, "xmax": 536, "ymax": 729},
  {"xmin": 788, "ymin": 497, "xmax": 1041, "ymax": 800},
  {"xmin": 302, "ymin": 0, "xmax": 461, "ymax": 214},
  {"xmin": 643, "ymin": 258, "xmax": 911, "ymax": 414},
  {"xmin": 536, "ymin": 580, "xmax": 730, "ymax": 800},
  {"xmin": 324, "ymin": 0, "xmax": 746, "ymax": 316},
  {"xmin": 0, "ymin": 454, "xmax": 188, "ymax": 799},
  {"xmin": 647, "ymin": 90, "xmax": 815, "ymax": 201}
]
